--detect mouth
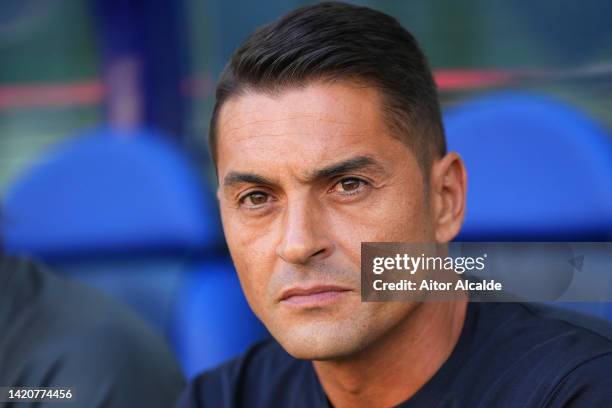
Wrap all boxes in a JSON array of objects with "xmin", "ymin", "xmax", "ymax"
[{"xmin": 279, "ymin": 285, "xmax": 353, "ymax": 307}]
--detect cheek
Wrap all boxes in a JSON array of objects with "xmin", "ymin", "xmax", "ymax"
[
  {"xmin": 327, "ymin": 184, "xmax": 430, "ymax": 259},
  {"xmin": 220, "ymin": 208, "xmax": 277, "ymax": 311}
]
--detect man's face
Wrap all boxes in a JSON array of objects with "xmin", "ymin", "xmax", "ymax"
[{"xmin": 216, "ymin": 80, "xmax": 437, "ymax": 359}]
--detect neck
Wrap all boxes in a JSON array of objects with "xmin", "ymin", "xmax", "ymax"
[{"xmin": 313, "ymin": 298, "xmax": 467, "ymax": 408}]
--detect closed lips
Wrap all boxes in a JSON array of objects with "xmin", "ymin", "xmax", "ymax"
[{"xmin": 279, "ymin": 285, "xmax": 352, "ymax": 301}]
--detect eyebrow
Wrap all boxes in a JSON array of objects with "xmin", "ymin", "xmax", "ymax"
[
  {"xmin": 222, "ymin": 155, "xmax": 385, "ymax": 188},
  {"xmin": 223, "ymin": 172, "xmax": 275, "ymax": 188},
  {"xmin": 309, "ymin": 155, "xmax": 385, "ymax": 181}
]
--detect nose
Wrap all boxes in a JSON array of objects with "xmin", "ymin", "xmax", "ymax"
[{"xmin": 276, "ymin": 197, "xmax": 333, "ymax": 265}]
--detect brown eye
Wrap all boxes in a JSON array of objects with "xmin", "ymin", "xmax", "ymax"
[
  {"xmin": 340, "ymin": 178, "xmax": 361, "ymax": 192},
  {"xmin": 331, "ymin": 177, "xmax": 367, "ymax": 195},
  {"xmin": 244, "ymin": 192, "xmax": 269, "ymax": 206}
]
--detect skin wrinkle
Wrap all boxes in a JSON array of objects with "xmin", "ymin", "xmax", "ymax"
[
  {"xmin": 215, "ymin": 80, "xmax": 468, "ymax": 408},
  {"xmin": 221, "ymin": 114, "xmax": 354, "ymax": 134}
]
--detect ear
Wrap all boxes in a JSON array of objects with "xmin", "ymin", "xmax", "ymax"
[{"xmin": 429, "ymin": 152, "xmax": 467, "ymax": 243}]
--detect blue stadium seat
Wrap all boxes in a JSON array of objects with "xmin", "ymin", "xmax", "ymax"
[
  {"xmin": 445, "ymin": 91, "xmax": 612, "ymax": 241},
  {"xmin": 444, "ymin": 91, "xmax": 612, "ymax": 318},
  {"xmin": 171, "ymin": 259, "xmax": 269, "ymax": 378},
  {"xmin": 2, "ymin": 127, "xmax": 219, "ymax": 255},
  {"xmin": 1, "ymin": 127, "xmax": 222, "ymax": 334}
]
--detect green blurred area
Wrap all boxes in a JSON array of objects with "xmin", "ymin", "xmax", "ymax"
[
  {"xmin": 0, "ymin": 0, "xmax": 98, "ymax": 82},
  {"xmin": 0, "ymin": 0, "xmax": 100, "ymax": 192},
  {"xmin": 1, "ymin": 0, "xmax": 611, "ymax": 194}
]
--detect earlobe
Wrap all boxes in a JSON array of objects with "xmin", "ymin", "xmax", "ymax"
[{"xmin": 431, "ymin": 153, "xmax": 467, "ymax": 243}]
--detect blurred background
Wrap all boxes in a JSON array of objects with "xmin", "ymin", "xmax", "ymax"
[{"xmin": 1, "ymin": 0, "xmax": 611, "ymax": 379}]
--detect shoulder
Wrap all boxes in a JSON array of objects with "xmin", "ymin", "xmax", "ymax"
[
  {"xmin": 2, "ymin": 256, "xmax": 176, "ymax": 354},
  {"xmin": 477, "ymin": 302, "xmax": 612, "ymax": 357},
  {"xmin": 543, "ymin": 353, "xmax": 612, "ymax": 407},
  {"xmin": 467, "ymin": 302, "xmax": 612, "ymax": 406},
  {"xmin": 177, "ymin": 338, "xmax": 317, "ymax": 408},
  {"xmin": 0, "ymin": 256, "xmax": 185, "ymax": 408}
]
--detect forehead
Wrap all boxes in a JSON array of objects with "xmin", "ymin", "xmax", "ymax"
[{"xmin": 215, "ymin": 81, "xmax": 409, "ymax": 178}]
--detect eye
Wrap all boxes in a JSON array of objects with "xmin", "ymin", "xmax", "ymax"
[
  {"xmin": 330, "ymin": 177, "xmax": 368, "ymax": 196},
  {"xmin": 239, "ymin": 191, "xmax": 270, "ymax": 208}
]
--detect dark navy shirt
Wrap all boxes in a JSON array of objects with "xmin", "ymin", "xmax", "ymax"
[{"xmin": 178, "ymin": 301, "xmax": 612, "ymax": 407}]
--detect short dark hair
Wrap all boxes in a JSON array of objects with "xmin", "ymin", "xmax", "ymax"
[{"xmin": 209, "ymin": 1, "xmax": 446, "ymax": 176}]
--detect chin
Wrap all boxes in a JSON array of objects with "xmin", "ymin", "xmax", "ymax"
[{"xmin": 271, "ymin": 319, "xmax": 369, "ymax": 361}]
